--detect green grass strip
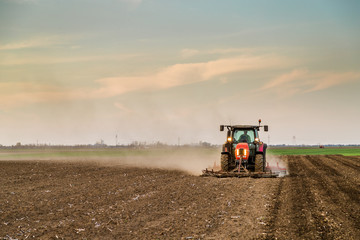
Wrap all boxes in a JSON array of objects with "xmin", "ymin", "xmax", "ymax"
[{"xmin": 268, "ymin": 147, "xmax": 360, "ymax": 156}]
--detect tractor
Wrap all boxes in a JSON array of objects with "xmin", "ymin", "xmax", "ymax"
[
  {"xmin": 220, "ymin": 119, "xmax": 268, "ymax": 173},
  {"xmin": 201, "ymin": 119, "xmax": 285, "ymax": 178}
]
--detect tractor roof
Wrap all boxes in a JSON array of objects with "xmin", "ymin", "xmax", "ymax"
[{"xmin": 231, "ymin": 125, "xmax": 259, "ymax": 129}]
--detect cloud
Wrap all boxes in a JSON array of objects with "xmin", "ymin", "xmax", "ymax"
[
  {"xmin": 114, "ymin": 102, "xmax": 136, "ymax": 115},
  {"xmin": 0, "ymin": 53, "xmax": 139, "ymax": 66},
  {"xmin": 0, "ymin": 36, "xmax": 68, "ymax": 51},
  {"xmin": 207, "ymin": 48, "xmax": 257, "ymax": 55},
  {"xmin": 305, "ymin": 72, "xmax": 360, "ymax": 92},
  {"xmin": 260, "ymin": 69, "xmax": 360, "ymax": 97},
  {"xmin": 8, "ymin": 53, "xmax": 357, "ymax": 110},
  {"xmin": 261, "ymin": 69, "xmax": 308, "ymax": 90},
  {"xmin": 92, "ymin": 54, "xmax": 290, "ymax": 98},
  {"xmin": 0, "ymin": 54, "xmax": 289, "ymax": 109},
  {"xmin": 180, "ymin": 47, "xmax": 257, "ymax": 59},
  {"xmin": 181, "ymin": 49, "xmax": 200, "ymax": 58},
  {"xmin": 0, "ymin": 82, "xmax": 71, "ymax": 109}
]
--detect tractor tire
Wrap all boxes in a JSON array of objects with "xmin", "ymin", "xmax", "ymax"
[
  {"xmin": 255, "ymin": 154, "xmax": 265, "ymax": 172},
  {"xmin": 221, "ymin": 154, "xmax": 230, "ymax": 172}
]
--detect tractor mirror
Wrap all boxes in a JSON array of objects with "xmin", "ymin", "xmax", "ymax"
[
  {"xmin": 220, "ymin": 125, "xmax": 224, "ymax": 131},
  {"xmin": 264, "ymin": 125, "xmax": 269, "ymax": 132}
]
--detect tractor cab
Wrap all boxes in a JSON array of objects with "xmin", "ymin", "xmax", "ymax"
[{"xmin": 233, "ymin": 128, "xmax": 256, "ymax": 143}]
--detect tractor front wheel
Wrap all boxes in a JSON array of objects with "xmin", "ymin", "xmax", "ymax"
[
  {"xmin": 255, "ymin": 154, "xmax": 265, "ymax": 172},
  {"xmin": 221, "ymin": 154, "xmax": 230, "ymax": 172}
]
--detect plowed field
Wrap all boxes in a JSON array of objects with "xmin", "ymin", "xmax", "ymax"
[{"xmin": 1, "ymin": 155, "xmax": 359, "ymax": 239}]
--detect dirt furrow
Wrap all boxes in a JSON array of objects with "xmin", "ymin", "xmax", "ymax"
[
  {"xmin": 302, "ymin": 155, "xmax": 360, "ymax": 238},
  {"xmin": 263, "ymin": 155, "xmax": 334, "ymax": 239},
  {"xmin": 325, "ymin": 155, "xmax": 360, "ymax": 171},
  {"xmin": 264, "ymin": 154, "xmax": 360, "ymax": 239},
  {"xmin": 288, "ymin": 156, "xmax": 334, "ymax": 239},
  {"xmin": 264, "ymin": 176, "xmax": 284, "ymax": 238},
  {"xmin": 308, "ymin": 155, "xmax": 360, "ymax": 204},
  {"xmin": 341, "ymin": 156, "xmax": 360, "ymax": 167}
]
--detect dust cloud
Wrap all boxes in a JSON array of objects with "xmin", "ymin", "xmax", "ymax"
[
  {"xmin": 0, "ymin": 148, "xmax": 220, "ymax": 175},
  {"xmin": 266, "ymin": 154, "xmax": 289, "ymax": 177},
  {"xmin": 98, "ymin": 149, "xmax": 220, "ymax": 175},
  {"xmin": 1, "ymin": 148, "xmax": 289, "ymax": 176}
]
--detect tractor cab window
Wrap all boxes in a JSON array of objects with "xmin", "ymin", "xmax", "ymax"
[{"xmin": 233, "ymin": 129, "xmax": 255, "ymax": 143}]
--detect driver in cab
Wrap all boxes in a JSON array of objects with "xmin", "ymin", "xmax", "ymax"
[{"xmin": 239, "ymin": 131, "xmax": 251, "ymax": 143}]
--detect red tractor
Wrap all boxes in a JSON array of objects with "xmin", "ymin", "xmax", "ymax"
[
  {"xmin": 202, "ymin": 120, "xmax": 285, "ymax": 178},
  {"xmin": 220, "ymin": 119, "xmax": 268, "ymax": 173}
]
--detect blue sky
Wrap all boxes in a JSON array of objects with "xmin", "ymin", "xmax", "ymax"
[{"xmin": 1, "ymin": 0, "xmax": 360, "ymax": 145}]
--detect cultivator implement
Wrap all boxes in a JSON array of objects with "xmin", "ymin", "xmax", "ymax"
[
  {"xmin": 201, "ymin": 161, "xmax": 287, "ymax": 178},
  {"xmin": 265, "ymin": 162, "xmax": 287, "ymax": 177},
  {"xmin": 201, "ymin": 167, "xmax": 281, "ymax": 178}
]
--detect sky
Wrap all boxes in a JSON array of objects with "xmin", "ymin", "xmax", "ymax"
[{"xmin": 0, "ymin": 0, "xmax": 360, "ymax": 146}]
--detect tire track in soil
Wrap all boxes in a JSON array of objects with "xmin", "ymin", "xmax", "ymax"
[
  {"xmin": 264, "ymin": 155, "xmax": 335, "ymax": 240},
  {"xmin": 288, "ymin": 156, "xmax": 334, "ymax": 239},
  {"xmin": 264, "ymin": 176, "xmax": 284, "ymax": 239},
  {"xmin": 325, "ymin": 155, "xmax": 360, "ymax": 171},
  {"xmin": 339, "ymin": 155, "xmax": 360, "ymax": 167},
  {"xmin": 320, "ymin": 155, "xmax": 360, "ymax": 187},
  {"xmin": 308, "ymin": 155, "xmax": 360, "ymax": 204},
  {"xmin": 303, "ymin": 155, "xmax": 360, "ymax": 238},
  {"xmin": 342, "ymin": 155, "xmax": 360, "ymax": 167}
]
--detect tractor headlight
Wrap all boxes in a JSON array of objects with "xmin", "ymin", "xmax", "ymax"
[
  {"xmin": 227, "ymin": 137, "xmax": 232, "ymax": 142},
  {"xmin": 254, "ymin": 138, "xmax": 259, "ymax": 143}
]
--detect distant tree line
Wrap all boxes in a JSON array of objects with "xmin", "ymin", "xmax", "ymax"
[
  {"xmin": 0, "ymin": 140, "xmax": 217, "ymax": 149},
  {"xmin": 1, "ymin": 142, "xmax": 359, "ymax": 150}
]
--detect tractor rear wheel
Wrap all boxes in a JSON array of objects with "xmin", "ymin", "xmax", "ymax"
[
  {"xmin": 255, "ymin": 154, "xmax": 265, "ymax": 172},
  {"xmin": 221, "ymin": 154, "xmax": 230, "ymax": 172}
]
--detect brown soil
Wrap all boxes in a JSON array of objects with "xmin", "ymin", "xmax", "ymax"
[
  {"xmin": 265, "ymin": 155, "xmax": 360, "ymax": 240},
  {"xmin": 1, "ymin": 155, "xmax": 359, "ymax": 239}
]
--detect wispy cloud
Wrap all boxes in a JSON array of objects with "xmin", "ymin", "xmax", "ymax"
[
  {"xmin": 0, "ymin": 36, "xmax": 69, "ymax": 51},
  {"xmin": 6, "ymin": 54, "xmax": 356, "ymax": 110},
  {"xmin": 180, "ymin": 47, "xmax": 258, "ymax": 58},
  {"xmin": 305, "ymin": 72, "xmax": 360, "ymax": 92},
  {"xmin": 260, "ymin": 69, "xmax": 360, "ymax": 97},
  {"xmin": 0, "ymin": 82, "xmax": 70, "ymax": 109},
  {"xmin": 114, "ymin": 102, "xmax": 136, "ymax": 115},
  {"xmin": 0, "ymin": 54, "xmax": 289, "ymax": 109},
  {"xmin": 92, "ymin": 54, "xmax": 290, "ymax": 98},
  {"xmin": 207, "ymin": 48, "xmax": 257, "ymax": 55},
  {"xmin": 0, "ymin": 52, "xmax": 139, "ymax": 66},
  {"xmin": 181, "ymin": 49, "xmax": 200, "ymax": 58},
  {"xmin": 259, "ymin": 69, "xmax": 310, "ymax": 97}
]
